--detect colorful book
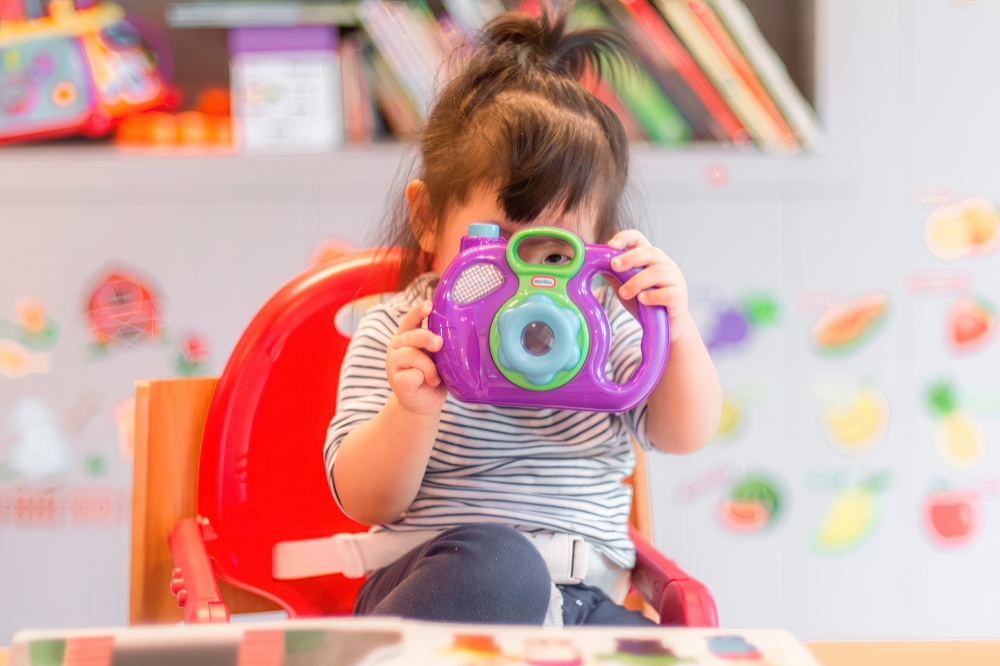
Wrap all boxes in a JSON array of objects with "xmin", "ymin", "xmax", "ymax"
[
  {"xmin": 572, "ymin": 2, "xmax": 691, "ymax": 146},
  {"xmin": 341, "ymin": 32, "xmax": 377, "ymax": 143},
  {"xmin": 685, "ymin": 0, "xmax": 798, "ymax": 149},
  {"xmin": 611, "ymin": 0, "xmax": 746, "ymax": 143},
  {"xmin": 654, "ymin": 0, "xmax": 793, "ymax": 152},
  {"xmin": 584, "ymin": 67, "xmax": 651, "ymax": 143},
  {"xmin": 706, "ymin": 0, "xmax": 824, "ymax": 151},
  {"xmin": 367, "ymin": 46, "xmax": 422, "ymax": 138}
]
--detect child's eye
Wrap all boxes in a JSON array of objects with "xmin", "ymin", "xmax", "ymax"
[{"xmin": 543, "ymin": 254, "xmax": 571, "ymax": 265}]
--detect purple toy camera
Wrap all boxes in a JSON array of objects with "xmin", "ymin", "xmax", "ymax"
[{"xmin": 428, "ymin": 224, "xmax": 669, "ymax": 412}]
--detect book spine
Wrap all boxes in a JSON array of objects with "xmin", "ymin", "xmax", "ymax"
[
  {"xmin": 656, "ymin": 0, "xmax": 789, "ymax": 152},
  {"xmin": 599, "ymin": 0, "xmax": 720, "ymax": 141},
  {"xmin": 574, "ymin": 2, "xmax": 691, "ymax": 145},
  {"xmin": 686, "ymin": 0, "xmax": 797, "ymax": 149},
  {"xmin": 707, "ymin": 0, "xmax": 824, "ymax": 151},
  {"xmin": 618, "ymin": 0, "xmax": 746, "ymax": 143}
]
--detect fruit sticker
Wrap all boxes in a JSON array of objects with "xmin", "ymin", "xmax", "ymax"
[
  {"xmin": 696, "ymin": 291, "xmax": 781, "ymax": 355},
  {"xmin": 810, "ymin": 291, "xmax": 889, "ymax": 354},
  {"xmin": 714, "ymin": 394, "xmax": 744, "ymax": 441},
  {"xmin": 174, "ymin": 332, "xmax": 210, "ymax": 376},
  {"xmin": 922, "ymin": 482, "xmax": 981, "ymax": 549},
  {"xmin": 946, "ymin": 295, "xmax": 995, "ymax": 353},
  {"xmin": 924, "ymin": 197, "xmax": 999, "ymax": 260},
  {"xmin": 811, "ymin": 377, "xmax": 890, "ymax": 456},
  {"xmin": 115, "ymin": 395, "xmax": 136, "ymax": 461},
  {"xmin": 927, "ymin": 381, "xmax": 984, "ymax": 464},
  {"xmin": 83, "ymin": 267, "xmax": 164, "ymax": 355},
  {"xmin": 926, "ymin": 380, "xmax": 984, "ymax": 470},
  {"xmin": 0, "ymin": 300, "xmax": 60, "ymax": 378},
  {"xmin": 813, "ymin": 471, "xmax": 889, "ymax": 555},
  {"xmin": 719, "ymin": 474, "xmax": 783, "ymax": 533}
]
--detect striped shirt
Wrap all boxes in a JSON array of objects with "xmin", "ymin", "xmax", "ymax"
[{"xmin": 325, "ymin": 274, "xmax": 654, "ymax": 568}]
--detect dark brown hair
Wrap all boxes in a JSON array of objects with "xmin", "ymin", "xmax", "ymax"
[{"xmin": 380, "ymin": 2, "xmax": 634, "ymax": 286}]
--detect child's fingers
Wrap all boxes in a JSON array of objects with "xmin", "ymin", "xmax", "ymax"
[
  {"xmin": 617, "ymin": 265, "xmax": 677, "ymax": 300},
  {"xmin": 391, "ymin": 328, "xmax": 443, "ymax": 353},
  {"xmin": 393, "ymin": 368, "xmax": 426, "ymax": 394},
  {"xmin": 637, "ymin": 285, "xmax": 686, "ymax": 309},
  {"xmin": 388, "ymin": 348, "xmax": 442, "ymax": 387},
  {"xmin": 397, "ymin": 300, "xmax": 433, "ymax": 334},
  {"xmin": 607, "ymin": 230, "xmax": 650, "ymax": 251},
  {"xmin": 611, "ymin": 245, "xmax": 669, "ymax": 273}
]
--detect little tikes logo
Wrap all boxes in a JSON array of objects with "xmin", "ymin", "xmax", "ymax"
[{"xmin": 530, "ymin": 276, "xmax": 556, "ymax": 288}]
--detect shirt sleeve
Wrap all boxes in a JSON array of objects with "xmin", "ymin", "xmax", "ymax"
[
  {"xmin": 323, "ymin": 304, "xmax": 400, "ymax": 510},
  {"xmin": 603, "ymin": 288, "xmax": 657, "ymax": 451}
]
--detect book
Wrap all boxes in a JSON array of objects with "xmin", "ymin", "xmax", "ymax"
[
  {"xmin": 366, "ymin": 44, "xmax": 422, "ymax": 138},
  {"xmin": 340, "ymin": 32, "xmax": 377, "ymax": 143},
  {"xmin": 706, "ymin": 0, "xmax": 825, "ymax": 151},
  {"xmin": 685, "ymin": 0, "xmax": 798, "ymax": 149},
  {"xmin": 654, "ymin": 0, "xmax": 794, "ymax": 153},
  {"xmin": 572, "ymin": 2, "xmax": 691, "ymax": 146},
  {"xmin": 583, "ymin": 66, "xmax": 651, "ymax": 143},
  {"xmin": 610, "ymin": 0, "xmax": 746, "ymax": 144}
]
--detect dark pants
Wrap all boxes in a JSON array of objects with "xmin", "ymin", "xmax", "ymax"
[{"xmin": 354, "ymin": 523, "xmax": 655, "ymax": 626}]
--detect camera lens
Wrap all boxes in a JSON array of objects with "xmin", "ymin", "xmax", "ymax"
[{"xmin": 521, "ymin": 321, "xmax": 554, "ymax": 356}]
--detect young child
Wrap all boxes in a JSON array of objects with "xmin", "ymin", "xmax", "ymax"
[{"xmin": 325, "ymin": 5, "xmax": 721, "ymax": 627}]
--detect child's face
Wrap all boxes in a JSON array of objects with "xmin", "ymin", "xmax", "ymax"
[{"xmin": 431, "ymin": 185, "xmax": 599, "ymax": 272}]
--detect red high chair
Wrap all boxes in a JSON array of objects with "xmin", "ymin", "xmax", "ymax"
[{"xmin": 129, "ymin": 249, "xmax": 717, "ymax": 628}]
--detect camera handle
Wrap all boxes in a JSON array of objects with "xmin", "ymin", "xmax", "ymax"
[{"xmin": 576, "ymin": 248, "xmax": 670, "ymax": 407}]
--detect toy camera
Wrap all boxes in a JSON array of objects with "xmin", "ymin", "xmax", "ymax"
[
  {"xmin": 428, "ymin": 224, "xmax": 669, "ymax": 413},
  {"xmin": 0, "ymin": 0, "xmax": 172, "ymax": 144}
]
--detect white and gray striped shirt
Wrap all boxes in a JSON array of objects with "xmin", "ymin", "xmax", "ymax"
[{"xmin": 325, "ymin": 274, "xmax": 654, "ymax": 568}]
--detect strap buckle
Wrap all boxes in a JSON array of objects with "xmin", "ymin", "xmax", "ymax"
[{"xmin": 528, "ymin": 532, "xmax": 589, "ymax": 585}]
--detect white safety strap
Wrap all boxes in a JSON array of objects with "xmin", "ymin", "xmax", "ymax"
[{"xmin": 272, "ymin": 529, "xmax": 630, "ymax": 602}]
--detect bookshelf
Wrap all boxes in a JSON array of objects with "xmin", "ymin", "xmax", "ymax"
[{"xmin": 103, "ymin": 0, "xmax": 821, "ymax": 154}]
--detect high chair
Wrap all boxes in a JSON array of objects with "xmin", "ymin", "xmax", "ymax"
[{"xmin": 129, "ymin": 249, "xmax": 718, "ymax": 628}]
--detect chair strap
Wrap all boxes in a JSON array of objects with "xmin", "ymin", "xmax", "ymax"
[{"xmin": 272, "ymin": 529, "xmax": 630, "ymax": 602}]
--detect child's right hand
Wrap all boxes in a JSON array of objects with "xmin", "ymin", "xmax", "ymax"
[{"xmin": 387, "ymin": 300, "xmax": 447, "ymax": 416}]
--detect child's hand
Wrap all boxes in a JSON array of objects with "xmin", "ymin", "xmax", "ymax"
[
  {"xmin": 387, "ymin": 300, "xmax": 447, "ymax": 416},
  {"xmin": 607, "ymin": 230, "xmax": 694, "ymax": 342}
]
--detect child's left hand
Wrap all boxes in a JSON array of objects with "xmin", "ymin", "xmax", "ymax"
[{"xmin": 606, "ymin": 230, "xmax": 694, "ymax": 342}]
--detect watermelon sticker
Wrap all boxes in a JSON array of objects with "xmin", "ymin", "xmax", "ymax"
[{"xmin": 719, "ymin": 474, "xmax": 783, "ymax": 533}]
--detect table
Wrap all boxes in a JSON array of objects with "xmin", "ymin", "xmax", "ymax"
[
  {"xmin": 4, "ymin": 640, "xmax": 1000, "ymax": 665},
  {"xmin": 807, "ymin": 640, "xmax": 1000, "ymax": 665}
]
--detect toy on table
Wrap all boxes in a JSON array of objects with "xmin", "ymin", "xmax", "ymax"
[
  {"xmin": 0, "ymin": 0, "xmax": 173, "ymax": 144},
  {"xmin": 428, "ymin": 223, "xmax": 669, "ymax": 413}
]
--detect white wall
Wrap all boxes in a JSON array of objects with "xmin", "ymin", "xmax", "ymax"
[{"xmin": 1, "ymin": 0, "xmax": 998, "ymax": 643}]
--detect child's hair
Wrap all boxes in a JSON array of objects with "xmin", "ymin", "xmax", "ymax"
[{"xmin": 380, "ymin": 3, "xmax": 635, "ymax": 286}]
